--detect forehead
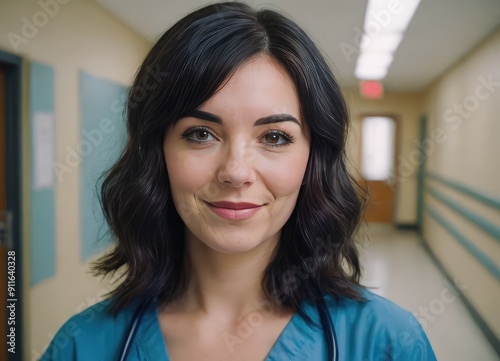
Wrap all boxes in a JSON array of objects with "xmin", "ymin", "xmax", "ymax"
[{"xmin": 200, "ymin": 54, "xmax": 302, "ymax": 123}]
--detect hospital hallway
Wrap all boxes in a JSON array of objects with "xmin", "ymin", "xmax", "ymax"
[
  {"xmin": 360, "ymin": 224, "xmax": 499, "ymax": 361},
  {"xmin": 1, "ymin": 1, "xmax": 499, "ymax": 360}
]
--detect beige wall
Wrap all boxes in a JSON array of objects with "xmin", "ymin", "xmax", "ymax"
[
  {"xmin": 0, "ymin": 0, "xmax": 151, "ymax": 358},
  {"xmin": 420, "ymin": 28, "xmax": 500, "ymax": 339},
  {"xmin": 345, "ymin": 90, "xmax": 424, "ymax": 224}
]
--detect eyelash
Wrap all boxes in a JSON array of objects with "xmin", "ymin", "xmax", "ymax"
[
  {"xmin": 180, "ymin": 126, "xmax": 295, "ymax": 148},
  {"xmin": 261, "ymin": 130, "xmax": 295, "ymax": 147},
  {"xmin": 180, "ymin": 126, "xmax": 215, "ymax": 145}
]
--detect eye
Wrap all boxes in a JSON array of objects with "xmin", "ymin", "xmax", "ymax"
[
  {"xmin": 260, "ymin": 130, "xmax": 295, "ymax": 148},
  {"xmin": 181, "ymin": 127, "xmax": 216, "ymax": 144}
]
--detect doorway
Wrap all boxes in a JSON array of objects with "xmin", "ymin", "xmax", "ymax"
[
  {"xmin": 0, "ymin": 50, "xmax": 23, "ymax": 361},
  {"xmin": 358, "ymin": 115, "xmax": 398, "ymax": 223}
]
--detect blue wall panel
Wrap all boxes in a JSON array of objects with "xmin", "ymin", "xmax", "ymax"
[
  {"xmin": 79, "ymin": 71, "xmax": 127, "ymax": 261},
  {"xmin": 30, "ymin": 62, "xmax": 56, "ymax": 285}
]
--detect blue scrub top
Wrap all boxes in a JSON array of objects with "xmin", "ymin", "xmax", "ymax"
[{"xmin": 41, "ymin": 289, "xmax": 437, "ymax": 360}]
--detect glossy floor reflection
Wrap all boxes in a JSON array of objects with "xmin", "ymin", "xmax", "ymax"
[{"xmin": 358, "ymin": 223, "xmax": 498, "ymax": 361}]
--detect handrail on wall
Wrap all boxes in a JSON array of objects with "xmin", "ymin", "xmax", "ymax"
[{"xmin": 427, "ymin": 172, "xmax": 500, "ymax": 210}]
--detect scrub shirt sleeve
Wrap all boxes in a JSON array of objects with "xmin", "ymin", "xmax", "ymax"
[
  {"xmin": 368, "ymin": 304, "xmax": 438, "ymax": 361},
  {"xmin": 39, "ymin": 299, "xmax": 127, "ymax": 361},
  {"xmin": 39, "ymin": 318, "xmax": 78, "ymax": 360},
  {"xmin": 395, "ymin": 313, "xmax": 437, "ymax": 361},
  {"xmin": 331, "ymin": 290, "xmax": 438, "ymax": 361}
]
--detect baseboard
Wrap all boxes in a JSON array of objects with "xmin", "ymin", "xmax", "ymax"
[
  {"xmin": 419, "ymin": 236, "xmax": 500, "ymax": 358},
  {"xmin": 394, "ymin": 223, "xmax": 418, "ymax": 230}
]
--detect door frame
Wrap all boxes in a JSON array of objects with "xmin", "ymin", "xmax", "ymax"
[
  {"xmin": 0, "ymin": 49, "xmax": 23, "ymax": 361},
  {"xmin": 357, "ymin": 113, "xmax": 400, "ymax": 224},
  {"xmin": 416, "ymin": 114, "xmax": 427, "ymax": 233}
]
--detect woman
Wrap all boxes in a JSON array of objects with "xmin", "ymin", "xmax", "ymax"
[{"xmin": 42, "ymin": 2, "xmax": 436, "ymax": 360}]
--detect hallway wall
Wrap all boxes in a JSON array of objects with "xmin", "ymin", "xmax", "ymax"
[
  {"xmin": 421, "ymin": 27, "xmax": 500, "ymax": 340},
  {"xmin": 0, "ymin": 0, "xmax": 151, "ymax": 358}
]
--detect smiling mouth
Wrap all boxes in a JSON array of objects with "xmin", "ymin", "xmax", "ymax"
[{"xmin": 205, "ymin": 201, "xmax": 264, "ymax": 221}]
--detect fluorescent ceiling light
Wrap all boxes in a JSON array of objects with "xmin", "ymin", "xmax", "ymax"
[
  {"xmin": 360, "ymin": 33, "xmax": 403, "ymax": 53},
  {"xmin": 356, "ymin": 0, "xmax": 421, "ymax": 81},
  {"xmin": 364, "ymin": 0, "xmax": 421, "ymax": 33},
  {"xmin": 355, "ymin": 64, "xmax": 388, "ymax": 80},
  {"xmin": 357, "ymin": 52, "xmax": 394, "ymax": 68}
]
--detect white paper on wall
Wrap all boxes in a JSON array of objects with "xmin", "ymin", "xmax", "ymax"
[{"xmin": 33, "ymin": 112, "xmax": 55, "ymax": 190}]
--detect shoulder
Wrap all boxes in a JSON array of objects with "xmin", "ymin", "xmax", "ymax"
[
  {"xmin": 324, "ymin": 288, "xmax": 437, "ymax": 360},
  {"xmin": 332, "ymin": 287, "xmax": 415, "ymax": 325},
  {"xmin": 40, "ymin": 298, "xmax": 140, "ymax": 361}
]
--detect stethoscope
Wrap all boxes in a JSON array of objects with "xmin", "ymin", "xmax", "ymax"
[{"xmin": 118, "ymin": 297, "xmax": 338, "ymax": 361}]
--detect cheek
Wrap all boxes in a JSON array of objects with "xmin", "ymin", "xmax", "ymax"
[
  {"xmin": 261, "ymin": 151, "xmax": 309, "ymax": 198},
  {"xmin": 165, "ymin": 152, "xmax": 216, "ymax": 202}
]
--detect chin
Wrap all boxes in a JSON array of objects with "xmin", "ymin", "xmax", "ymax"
[
  {"xmin": 195, "ymin": 229, "xmax": 278, "ymax": 254},
  {"xmin": 206, "ymin": 237, "xmax": 268, "ymax": 254}
]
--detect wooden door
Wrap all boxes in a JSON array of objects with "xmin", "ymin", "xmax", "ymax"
[{"xmin": 358, "ymin": 116, "xmax": 398, "ymax": 223}]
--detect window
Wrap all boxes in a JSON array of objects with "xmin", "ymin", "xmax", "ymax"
[{"xmin": 361, "ymin": 116, "xmax": 395, "ymax": 181}]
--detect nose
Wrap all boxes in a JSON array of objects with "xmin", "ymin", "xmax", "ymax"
[{"xmin": 217, "ymin": 144, "xmax": 256, "ymax": 188}]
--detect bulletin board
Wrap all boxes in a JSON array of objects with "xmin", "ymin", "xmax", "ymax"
[
  {"xmin": 30, "ymin": 62, "xmax": 56, "ymax": 286},
  {"xmin": 79, "ymin": 71, "xmax": 128, "ymax": 261}
]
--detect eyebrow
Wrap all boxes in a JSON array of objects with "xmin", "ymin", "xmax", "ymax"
[{"xmin": 186, "ymin": 110, "xmax": 301, "ymax": 127}]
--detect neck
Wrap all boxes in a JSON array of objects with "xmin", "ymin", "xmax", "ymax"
[{"xmin": 175, "ymin": 229, "xmax": 280, "ymax": 320}]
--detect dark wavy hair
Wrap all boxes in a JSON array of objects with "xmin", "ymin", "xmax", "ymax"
[{"xmin": 93, "ymin": 1, "xmax": 367, "ymax": 314}]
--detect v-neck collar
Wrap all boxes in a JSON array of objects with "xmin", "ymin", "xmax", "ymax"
[
  {"xmin": 135, "ymin": 298, "xmax": 324, "ymax": 361},
  {"xmin": 265, "ymin": 300, "xmax": 323, "ymax": 360}
]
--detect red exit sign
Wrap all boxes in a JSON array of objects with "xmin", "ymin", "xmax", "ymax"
[{"xmin": 360, "ymin": 80, "xmax": 384, "ymax": 99}]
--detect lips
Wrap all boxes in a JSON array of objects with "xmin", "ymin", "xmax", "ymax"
[{"xmin": 205, "ymin": 201, "xmax": 264, "ymax": 220}]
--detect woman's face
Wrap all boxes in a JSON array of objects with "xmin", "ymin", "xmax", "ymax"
[{"xmin": 163, "ymin": 54, "xmax": 310, "ymax": 254}]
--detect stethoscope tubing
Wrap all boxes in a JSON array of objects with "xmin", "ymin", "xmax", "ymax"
[
  {"xmin": 118, "ymin": 298, "xmax": 150, "ymax": 361},
  {"xmin": 316, "ymin": 296, "xmax": 339, "ymax": 361}
]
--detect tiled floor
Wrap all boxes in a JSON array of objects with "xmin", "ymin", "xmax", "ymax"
[{"xmin": 358, "ymin": 223, "xmax": 498, "ymax": 361}]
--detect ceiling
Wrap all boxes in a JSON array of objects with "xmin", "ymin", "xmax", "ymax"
[{"xmin": 95, "ymin": 0, "xmax": 500, "ymax": 91}]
